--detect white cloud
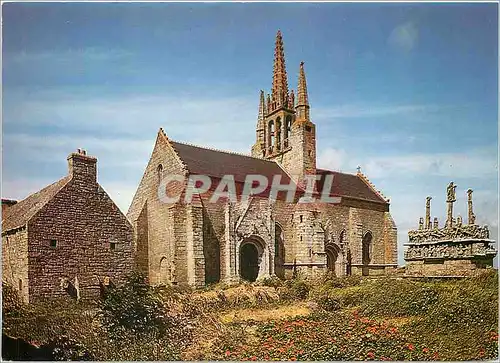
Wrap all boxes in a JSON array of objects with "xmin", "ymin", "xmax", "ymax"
[
  {"xmin": 6, "ymin": 47, "xmax": 133, "ymax": 64},
  {"xmin": 317, "ymin": 146, "xmax": 497, "ymax": 179},
  {"xmin": 4, "ymin": 91, "xmax": 257, "ymax": 147},
  {"xmin": 317, "ymin": 148, "xmax": 347, "ymax": 171},
  {"xmin": 314, "ymin": 103, "xmax": 441, "ymax": 120},
  {"xmin": 388, "ymin": 21, "xmax": 419, "ymax": 52}
]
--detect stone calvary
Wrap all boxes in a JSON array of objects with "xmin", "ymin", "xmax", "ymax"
[{"xmin": 404, "ymin": 182, "xmax": 497, "ymax": 277}]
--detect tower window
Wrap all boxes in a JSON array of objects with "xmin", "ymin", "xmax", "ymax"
[
  {"xmin": 305, "ymin": 126, "xmax": 312, "ymax": 132},
  {"xmin": 110, "ymin": 242, "xmax": 116, "ymax": 251},
  {"xmin": 300, "ymin": 215, "xmax": 303, "ymax": 223},
  {"xmin": 50, "ymin": 239, "xmax": 57, "ymax": 248}
]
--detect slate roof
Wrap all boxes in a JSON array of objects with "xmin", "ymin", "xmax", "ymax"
[
  {"xmin": 169, "ymin": 141, "xmax": 387, "ymax": 205},
  {"xmin": 170, "ymin": 141, "xmax": 294, "ymax": 185},
  {"xmin": 316, "ymin": 168, "xmax": 387, "ymax": 204},
  {"xmin": 2, "ymin": 176, "xmax": 71, "ymax": 232}
]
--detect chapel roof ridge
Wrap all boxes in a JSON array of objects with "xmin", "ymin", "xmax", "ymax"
[
  {"xmin": 170, "ymin": 139, "xmax": 279, "ymax": 163},
  {"xmin": 316, "ymin": 167, "xmax": 357, "ymax": 177}
]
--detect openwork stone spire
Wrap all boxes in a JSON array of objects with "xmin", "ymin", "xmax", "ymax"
[
  {"xmin": 271, "ymin": 30, "xmax": 289, "ymax": 106},
  {"xmin": 257, "ymin": 90, "xmax": 265, "ymax": 130},
  {"xmin": 297, "ymin": 61, "xmax": 309, "ymax": 106},
  {"xmin": 296, "ymin": 61, "xmax": 310, "ymax": 120}
]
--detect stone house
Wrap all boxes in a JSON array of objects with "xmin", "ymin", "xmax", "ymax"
[
  {"xmin": 2, "ymin": 149, "xmax": 134, "ymax": 303},
  {"xmin": 127, "ymin": 31, "xmax": 398, "ymax": 287}
]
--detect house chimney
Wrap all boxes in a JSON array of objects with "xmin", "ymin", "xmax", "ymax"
[
  {"xmin": 2, "ymin": 199, "xmax": 18, "ymax": 219},
  {"xmin": 67, "ymin": 149, "xmax": 97, "ymax": 182}
]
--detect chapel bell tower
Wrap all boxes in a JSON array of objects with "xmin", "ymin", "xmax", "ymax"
[{"xmin": 251, "ymin": 30, "xmax": 317, "ymax": 185}]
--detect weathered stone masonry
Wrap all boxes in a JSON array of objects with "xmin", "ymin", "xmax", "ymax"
[
  {"xmin": 2, "ymin": 150, "xmax": 134, "ymax": 303},
  {"xmin": 127, "ymin": 31, "xmax": 399, "ymax": 287}
]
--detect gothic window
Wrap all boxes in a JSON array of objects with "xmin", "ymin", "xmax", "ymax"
[
  {"xmin": 276, "ymin": 117, "xmax": 281, "ymax": 151},
  {"xmin": 268, "ymin": 120, "xmax": 275, "ymax": 153},
  {"xmin": 50, "ymin": 239, "xmax": 57, "ymax": 248},
  {"xmin": 110, "ymin": 242, "xmax": 116, "ymax": 251},
  {"xmin": 362, "ymin": 231, "xmax": 373, "ymax": 276},
  {"xmin": 19, "ymin": 279, "xmax": 22, "ymax": 292},
  {"xmin": 284, "ymin": 116, "xmax": 292, "ymax": 147},
  {"xmin": 157, "ymin": 164, "xmax": 163, "ymax": 184}
]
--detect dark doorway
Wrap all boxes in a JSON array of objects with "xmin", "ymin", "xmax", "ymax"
[
  {"xmin": 325, "ymin": 246, "xmax": 339, "ymax": 276},
  {"xmin": 274, "ymin": 224, "xmax": 285, "ymax": 279},
  {"xmin": 240, "ymin": 243, "xmax": 259, "ymax": 282},
  {"xmin": 362, "ymin": 232, "xmax": 372, "ymax": 276}
]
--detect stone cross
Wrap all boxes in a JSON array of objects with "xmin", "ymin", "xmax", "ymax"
[
  {"xmin": 446, "ymin": 182, "xmax": 457, "ymax": 228},
  {"xmin": 467, "ymin": 189, "xmax": 476, "ymax": 225},
  {"xmin": 425, "ymin": 196, "xmax": 432, "ymax": 229}
]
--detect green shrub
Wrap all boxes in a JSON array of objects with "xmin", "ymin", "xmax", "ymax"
[
  {"xmin": 279, "ymin": 279, "xmax": 310, "ymax": 301},
  {"xmin": 359, "ymin": 278, "xmax": 440, "ymax": 317},
  {"xmin": 99, "ymin": 272, "xmax": 171, "ymax": 339}
]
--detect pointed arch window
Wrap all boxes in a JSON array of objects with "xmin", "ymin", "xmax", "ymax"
[
  {"xmin": 268, "ymin": 120, "xmax": 275, "ymax": 154},
  {"xmin": 362, "ymin": 232, "xmax": 372, "ymax": 264},
  {"xmin": 157, "ymin": 164, "xmax": 163, "ymax": 184},
  {"xmin": 276, "ymin": 117, "xmax": 282, "ymax": 151}
]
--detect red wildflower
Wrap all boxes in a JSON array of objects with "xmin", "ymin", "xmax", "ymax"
[
  {"xmin": 433, "ymin": 352, "xmax": 439, "ymax": 359},
  {"xmin": 367, "ymin": 351, "xmax": 375, "ymax": 359},
  {"xmin": 479, "ymin": 349, "xmax": 485, "ymax": 358},
  {"xmin": 225, "ymin": 350, "xmax": 231, "ymax": 357},
  {"xmin": 422, "ymin": 348, "xmax": 429, "ymax": 353},
  {"xmin": 406, "ymin": 343, "xmax": 415, "ymax": 351},
  {"xmin": 290, "ymin": 357, "xmax": 297, "ymax": 361},
  {"xmin": 251, "ymin": 356, "xmax": 257, "ymax": 361},
  {"xmin": 264, "ymin": 355, "xmax": 270, "ymax": 361}
]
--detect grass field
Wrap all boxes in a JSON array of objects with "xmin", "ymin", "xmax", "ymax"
[{"xmin": 3, "ymin": 271, "xmax": 498, "ymax": 361}]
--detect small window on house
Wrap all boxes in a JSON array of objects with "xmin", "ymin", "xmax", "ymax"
[
  {"xmin": 300, "ymin": 215, "xmax": 303, "ymax": 223},
  {"xmin": 19, "ymin": 279, "xmax": 22, "ymax": 292},
  {"xmin": 300, "ymin": 236, "xmax": 303, "ymax": 241},
  {"xmin": 110, "ymin": 242, "xmax": 116, "ymax": 251},
  {"xmin": 50, "ymin": 239, "xmax": 57, "ymax": 248},
  {"xmin": 308, "ymin": 150, "xmax": 312, "ymax": 157}
]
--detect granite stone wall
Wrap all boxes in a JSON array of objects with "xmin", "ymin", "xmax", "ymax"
[{"xmin": 26, "ymin": 153, "xmax": 134, "ymax": 302}]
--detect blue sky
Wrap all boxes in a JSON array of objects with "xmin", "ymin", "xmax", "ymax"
[{"xmin": 2, "ymin": 3, "xmax": 498, "ymax": 265}]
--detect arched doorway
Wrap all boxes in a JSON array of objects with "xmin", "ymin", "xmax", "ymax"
[
  {"xmin": 274, "ymin": 224, "xmax": 285, "ymax": 279},
  {"xmin": 239, "ymin": 238, "xmax": 265, "ymax": 282},
  {"xmin": 325, "ymin": 244, "xmax": 340, "ymax": 276},
  {"xmin": 362, "ymin": 231, "xmax": 372, "ymax": 276}
]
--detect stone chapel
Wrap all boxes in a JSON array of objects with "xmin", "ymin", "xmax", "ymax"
[{"xmin": 127, "ymin": 31, "xmax": 398, "ymax": 287}]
